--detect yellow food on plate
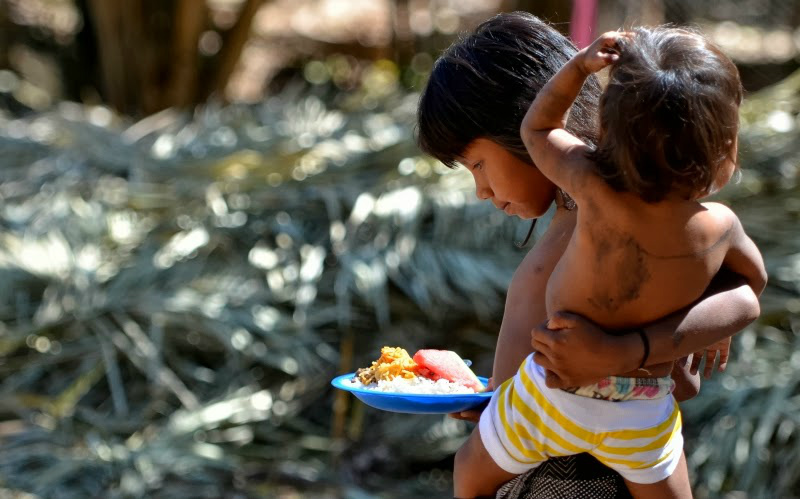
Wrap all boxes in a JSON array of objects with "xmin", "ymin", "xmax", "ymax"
[{"xmin": 355, "ymin": 346, "xmax": 419, "ymax": 384}]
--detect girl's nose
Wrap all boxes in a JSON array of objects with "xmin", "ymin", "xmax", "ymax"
[{"xmin": 476, "ymin": 184, "xmax": 492, "ymax": 200}]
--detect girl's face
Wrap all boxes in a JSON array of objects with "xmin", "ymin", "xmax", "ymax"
[{"xmin": 459, "ymin": 138, "xmax": 558, "ymax": 219}]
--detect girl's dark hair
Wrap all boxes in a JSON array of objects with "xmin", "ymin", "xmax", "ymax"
[
  {"xmin": 589, "ymin": 26, "xmax": 743, "ymax": 202},
  {"xmin": 417, "ymin": 11, "xmax": 601, "ymax": 168}
]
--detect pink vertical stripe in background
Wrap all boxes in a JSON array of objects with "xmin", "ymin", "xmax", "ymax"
[{"xmin": 570, "ymin": 0, "xmax": 598, "ymax": 49}]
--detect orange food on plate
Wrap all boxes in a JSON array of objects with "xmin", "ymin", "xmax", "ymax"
[{"xmin": 355, "ymin": 346, "xmax": 419, "ymax": 384}]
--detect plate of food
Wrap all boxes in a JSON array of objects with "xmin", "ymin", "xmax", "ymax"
[{"xmin": 331, "ymin": 346, "xmax": 493, "ymax": 414}]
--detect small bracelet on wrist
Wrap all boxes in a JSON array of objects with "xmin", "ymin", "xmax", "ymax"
[{"xmin": 635, "ymin": 328, "xmax": 650, "ymax": 369}]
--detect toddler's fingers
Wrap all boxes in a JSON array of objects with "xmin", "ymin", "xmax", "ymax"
[
  {"xmin": 689, "ymin": 352, "xmax": 702, "ymax": 375},
  {"xmin": 532, "ymin": 322, "xmax": 558, "ymax": 346},
  {"xmin": 718, "ymin": 349, "xmax": 729, "ymax": 372},
  {"xmin": 600, "ymin": 31, "xmax": 623, "ymax": 42},
  {"xmin": 543, "ymin": 368, "xmax": 565, "ymax": 389},
  {"xmin": 703, "ymin": 350, "xmax": 717, "ymax": 379},
  {"xmin": 546, "ymin": 311, "xmax": 579, "ymax": 330},
  {"xmin": 531, "ymin": 338, "xmax": 553, "ymax": 358},
  {"xmin": 532, "ymin": 351, "xmax": 556, "ymax": 372},
  {"xmin": 602, "ymin": 53, "xmax": 620, "ymax": 64},
  {"xmin": 608, "ymin": 31, "xmax": 634, "ymax": 54},
  {"xmin": 704, "ymin": 350, "xmax": 719, "ymax": 379}
]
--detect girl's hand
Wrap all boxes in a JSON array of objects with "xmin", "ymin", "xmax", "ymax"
[
  {"xmin": 533, "ymin": 312, "xmax": 675, "ymax": 388},
  {"xmin": 448, "ymin": 377, "xmax": 494, "ymax": 422},
  {"xmin": 690, "ymin": 335, "xmax": 732, "ymax": 379},
  {"xmin": 579, "ymin": 31, "xmax": 633, "ymax": 74},
  {"xmin": 533, "ymin": 312, "xmax": 631, "ymax": 388}
]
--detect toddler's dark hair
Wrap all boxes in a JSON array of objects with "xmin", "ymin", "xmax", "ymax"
[
  {"xmin": 417, "ymin": 11, "xmax": 601, "ymax": 168},
  {"xmin": 589, "ymin": 26, "xmax": 743, "ymax": 202}
]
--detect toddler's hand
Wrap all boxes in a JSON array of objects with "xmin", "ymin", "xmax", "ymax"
[
  {"xmin": 690, "ymin": 336, "xmax": 732, "ymax": 379},
  {"xmin": 579, "ymin": 31, "xmax": 633, "ymax": 74}
]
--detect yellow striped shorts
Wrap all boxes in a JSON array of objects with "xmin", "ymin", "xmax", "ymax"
[{"xmin": 478, "ymin": 356, "xmax": 683, "ymax": 484}]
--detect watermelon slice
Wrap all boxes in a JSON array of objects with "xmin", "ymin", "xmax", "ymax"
[{"xmin": 413, "ymin": 349, "xmax": 485, "ymax": 392}]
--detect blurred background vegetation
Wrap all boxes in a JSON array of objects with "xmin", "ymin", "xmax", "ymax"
[{"xmin": 0, "ymin": 0, "xmax": 799, "ymax": 498}]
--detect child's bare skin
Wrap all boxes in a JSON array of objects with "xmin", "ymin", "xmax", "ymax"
[
  {"xmin": 522, "ymin": 32, "xmax": 765, "ymax": 331},
  {"xmin": 453, "ymin": 30, "xmax": 767, "ymax": 499}
]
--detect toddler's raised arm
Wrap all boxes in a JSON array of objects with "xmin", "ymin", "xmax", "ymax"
[{"xmin": 520, "ymin": 32, "xmax": 630, "ymax": 200}]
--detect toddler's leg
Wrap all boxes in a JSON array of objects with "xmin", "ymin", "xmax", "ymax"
[
  {"xmin": 454, "ymin": 426, "xmax": 518, "ymax": 499},
  {"xmin": 623, "ymin": 451, "xmax": 692, "ymax": 499}
]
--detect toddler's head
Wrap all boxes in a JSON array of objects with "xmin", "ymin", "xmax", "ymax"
[{"xmin": 590, "ymin": 26, "xmax": 743, "ymax": 202}]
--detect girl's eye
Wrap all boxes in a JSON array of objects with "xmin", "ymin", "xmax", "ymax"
[{"xmin": 474, "ymin": 161, "xmax": 483, "ymax": 170}]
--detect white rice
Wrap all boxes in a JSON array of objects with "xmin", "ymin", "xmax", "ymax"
[{"xmin": 345, "ymin": 376, "xmax": 477, "ymax": 394}]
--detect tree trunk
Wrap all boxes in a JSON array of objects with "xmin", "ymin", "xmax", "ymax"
[
  {"xmin": 0, "ymin": 1, "xmax": 10, "ymax": 69},
  {"xmin": 205, "ymin": 0, "xmax": 264, "ymax": 101},
  {"xmin": 86, "ymin": 0, "xmax": 130, "ymax": 112},
  {"xmin": 391, "ymin": 0, "xmax": 415, "ymax": 67},
  {"xmin": 84, "ymin": 0, "xmax": 265, "ymax": 116},
  {"xmin": 168, "ymin": 0, "xmax": 209, "ymax": 107}
]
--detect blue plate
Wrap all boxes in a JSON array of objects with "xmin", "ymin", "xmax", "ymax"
[{"xmin": 331, "ymin": 373, "xmax": 493, "ymax": 414}]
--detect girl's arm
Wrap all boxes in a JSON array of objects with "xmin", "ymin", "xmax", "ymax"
[
  {"xmin": 491, "ymin": 243, "xmax": 552, "ymax": 386},
  {"xmin": 520, "ymin": 32, "xmax": 628, "ymax": 198},
  {"xmin": 531, "ymin": 269, "xmax": 760, "ymax": 389}
]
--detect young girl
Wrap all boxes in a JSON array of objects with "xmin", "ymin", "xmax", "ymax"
[{"xmin": 453, "ymin": 27, "xmax": 767, "ymax": 499}]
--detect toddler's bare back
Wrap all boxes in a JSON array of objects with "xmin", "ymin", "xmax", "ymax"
[{"xmin": 546, "ymin": 194, "xmax": 735, "ymax": 331}]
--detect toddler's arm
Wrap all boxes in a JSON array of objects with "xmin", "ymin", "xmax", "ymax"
[
  {"xmin": 520, "ymin": 32, "xmax": 630, "ymax": 199},
  {"xmin": 723, "ymin": 215, "xmax": 767, "ymax": 297}
]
